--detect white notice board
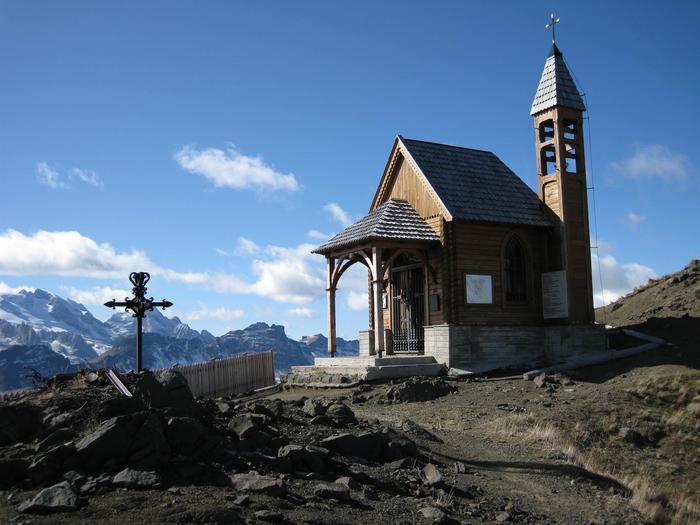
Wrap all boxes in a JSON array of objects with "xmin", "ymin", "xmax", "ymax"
[
  {"xmin": 542, "ymin": 270, "xmax": 568, "ymax": 319},
  {"xmin": 466, "ymin": 274, "xmax": 493, "ymax": 304}
]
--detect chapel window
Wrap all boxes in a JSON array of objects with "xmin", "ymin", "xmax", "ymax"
[{"xmin": 504, "ymin": 237, "xmax": 528, "ymax": 302}]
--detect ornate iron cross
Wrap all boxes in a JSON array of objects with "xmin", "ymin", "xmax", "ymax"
[
  {"xmin": 105, "ymin": 272, "xmax": 173, "ymax": 372},
  {"xmin": 545, "ymin": 12, "xmax": 561, "ymax": 43}
]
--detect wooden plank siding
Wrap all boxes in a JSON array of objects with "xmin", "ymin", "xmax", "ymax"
[
  {"xmin": 383, "ymin": 155, "xmax": 445, "ymax": 220},
  {"xmin": 451, "ymin": 222, "xmax": 547, "ymax": 325}
]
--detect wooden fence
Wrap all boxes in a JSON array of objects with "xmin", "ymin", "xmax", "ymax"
[{"xmin": 158, "ymin": 350, "xmax": 275, "ymax": 398}]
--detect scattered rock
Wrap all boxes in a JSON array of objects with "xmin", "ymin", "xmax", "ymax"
[
  {"xmin": 533, "ymin": 374, "xmax": 547, "ymax": 388},
  {"xmin": 303, "ymin": 398, "xmax": 327, "ymax": 417},
  {"xmin": 495, "ymin": 511, "xmax": 511, "ymax": 522},
  {"xmin": 619, "ymin": 427, "xmax": 645, "ymax": 447},
  {"xmin": 454, "ymin": 461, "xmax": 467, "ymax": 474},
  {"xmin": 112, "ymin": 468, "xmax": 161, "ymax": 489},
  {"xmin": 313, "ymin": 481, "xmax": 350, "ymax": 500},
  {"xmin": 229, "ymin": 472, "xmax": 286, "ymax": 497},
  {"xmin": 418, "ymin": 505, "xmax": 447, "ymax": 522},
  {"xmin": 387, "ymin": 457, "xmax": 412, "ymax": 470},
  {"xmin": 17, "ymin": 481, "xmax": 79, "ymax": 514},
  {"xmin": 420, "ymin": 463, "xmax": 443, "ymax": 486},
  {"xmin": 325, "ymin": 402, "xmax": 357, "ymax": 426},
  {"xmin": 36, "ymin": 428, "xmax": 75, "ymax": 453},
  {"xmin": 228, "ymin": 414, "xmax": 262, "ymax": 440},
  {"xmin": 385, "ymin": 377, "xmax": 456, "ymax": 403},
  {"xmin": 335, "ymin": 476, "xmax": 359, "ymax": 490},
  {"xmin": 254, "ymin": 509, "xmax": 285, "ymax": 522},
  {"xmin": 166, "ymin": 416, "xmax": 216, "ymax": 457},
  {"xmin": 321, "ymin": 432, "xmax": 383, "ymax": 461}
]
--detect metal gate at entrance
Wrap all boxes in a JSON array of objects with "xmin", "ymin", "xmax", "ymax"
[{"xmin": 391, "ymin": 266, "xmax": 425, "ymax": 353}]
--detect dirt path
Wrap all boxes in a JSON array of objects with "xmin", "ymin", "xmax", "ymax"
[{"xmin": 269, "ymin": 377, "xmax": 645, "ymax": 524}]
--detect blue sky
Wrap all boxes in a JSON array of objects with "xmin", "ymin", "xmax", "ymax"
[{"xmin": 0, "ymin": 1, "xmax": 698, "ymax": 340}]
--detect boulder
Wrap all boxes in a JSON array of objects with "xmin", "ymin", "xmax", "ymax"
[
  {"xmin": 18, "ymin": 481, "xmax": 79, "ymax": 514},
  {"xmin": 129, "ymin": 412, "xmax": 171, "ymax": 466},
  {"xmin": 228, "ymin": 414, "xmax": 260, "ymax": 440},
  {"xmin": 313, "ymin": 482, "xmax": 350, "ymax": 500},
  {"xmin": 320, "ymin": 432, "xmax": 384, "ymax": 462},
  {"xmin": 278, "ymin": 444, "xmax": 329, "ymax": 473},
  {"xmin": 0, "ymin": 457, "xmax": 29, "ymax": 489},
  {"xmin": 132, "ymin": 373, "xmax": 171, "ymax": 409},
  {"xmin": 302, "ymin": 398, "xmax": 327, "ymax": 417},
  {"xmin": 156, "ymin": 370, "xmax": 199, "ymax": 415},
  {"xmin": 325, "ymin": 402, "xmax": 357, "ymax": 426},
  {"xmin": 0, "ymin": 405, "xmax": 42, "ymax": 445},
  {"xmin": 76, "ymin": 411, "xmax": 171, "ymax": 469},
  {"xmin": 36, "ymin": 428, "xmax": 75, "ymax": 453},
  {"xmin": 112, "ymin": 468, "xmax": 161, "ymax": 489},
  {"xmin": 166, "ymin": 417, "xmax": 213, "ymax": 456},
  {"xmin": 230, "ymin": 472, "xmax": 286, "ymax": 497}
]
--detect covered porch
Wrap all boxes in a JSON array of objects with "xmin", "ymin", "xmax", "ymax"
[{"xmin": 312, "ymin": 199, "xmax": 441, "ymax": 359}]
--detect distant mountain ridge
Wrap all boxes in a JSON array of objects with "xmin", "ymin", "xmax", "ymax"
[{"xmin": 0, "ymin": 288, "xmax": 358, "ymax": 391}]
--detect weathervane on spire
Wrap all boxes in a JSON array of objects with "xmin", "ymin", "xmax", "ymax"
[{"xmin": 545, "ymin": 12, "xmax": 561, "ymax": 43}]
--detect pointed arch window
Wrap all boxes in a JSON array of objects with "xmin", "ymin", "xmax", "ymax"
[{"xmin": 504, "ymin": 237, "xmax": 528, "ymax": 302}]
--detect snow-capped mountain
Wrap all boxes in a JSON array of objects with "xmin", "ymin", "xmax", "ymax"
[
  {"xmin": 0, "ymin": 289, "xmax": 112, "ymax": 342},
  {"xmin": 0, "ymin": 288, "xmax": 359, "ymax": 391},
  {"xmin": 105, "ymin": 309, "xmax": 202, "ymax": 340}
]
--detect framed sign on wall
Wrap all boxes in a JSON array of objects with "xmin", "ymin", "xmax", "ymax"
[{"xmin": 465, "ymin": 274, "xmax": 493, "ymax": 304}]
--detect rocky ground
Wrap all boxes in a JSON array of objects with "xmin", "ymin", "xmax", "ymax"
[
  {"xmin": 0, "ymin": 261, "xmax": 697, "ymax": 524},
  {"xmin": 3, "ymin": 362, "xmax": 696, "ymax": 525}
]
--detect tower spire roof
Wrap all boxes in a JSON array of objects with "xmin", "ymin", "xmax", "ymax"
[{"xmin": 530, "ymin": 44, "xmax": 586, "ymax": 116}]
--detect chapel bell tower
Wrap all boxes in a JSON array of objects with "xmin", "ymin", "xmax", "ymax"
[{"xmin": 531, "ymin": 38, "xmax": 594, "ymax": 324}]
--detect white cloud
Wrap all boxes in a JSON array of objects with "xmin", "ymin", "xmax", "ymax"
[
  {"xmin": 72, "ymin": 168, "xmax": 103, "ymax": 188},
  {"xmin": 307, "ymin": 229, "xmax": 331, "ymax": 241},
  {"xmin": 591, "ymin": 253, "xmax": 655, "ymax": 307},
  {"xmin": 286, "ymin": 307, "xmax": 317, "ymax": 318},
  {"xmin": 612, "ymin": 144, "xmax": 691, "ymax": 181},
  {"xmin": 183, "ymin": 306, "xmax": 245, "ymax": 322},
  {"xmin": 62, "ymin": 285, "xmax": 131, "ymax": 305},
  {"xmin": 174, "ymin": 145, "xmax": 299, "ymax": 192},
  {"xmin": 214, "ymin": 248, "xmax": 233, "ymax": 257},
  {"xmin": 237, "ymin": 237, "xmax": 260, "ymax": 254},
  {"xmin": 36, "ymin": 162, "xmax": 64, "ymax": 189},
  {"xmin": 623, "ymin": 211, "xmax": 646, "ymax": 230},
  {"xmin": 0, "ymin": 229, "xmax": 207, "ymax": 284},
  {"xmin": 346, "ymin": 291, "xmax": 368, "ymax": 311},
  {"xmin": 323, "ymin": 202, "xmax": 352, "ymax": 227},
  {"xmin": 0, "ymin": 282, "xmax": 34, "ymax": 295},
  {"xmin": 206, "ymin": 242, "xmax": 326, "ymax": 304}
]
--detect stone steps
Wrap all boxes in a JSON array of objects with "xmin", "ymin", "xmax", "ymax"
[{"xmin": 284, "ymin": 356, "xmax": 446, "ymax": 387}]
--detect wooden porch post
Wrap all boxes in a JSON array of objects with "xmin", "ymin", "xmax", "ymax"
[
  {"xmin": 326, "ymin": 257, "xmax": 337, "ymax": 357},
  {"xmin": 372, "ymin": 246, "xmax": 384, "ymax": 358}
]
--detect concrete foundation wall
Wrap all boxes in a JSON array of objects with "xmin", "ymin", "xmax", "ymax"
[
  {"xmin": 424, "ymin": 323, "xmax": 606, "ymax": 373},
  {"xmin": 359, "ymin": 330, "xmax": 374, "ymax": 356}
]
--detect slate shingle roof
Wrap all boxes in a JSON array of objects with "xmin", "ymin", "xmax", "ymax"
[
  {"xmin": 400, "ymin": 137, "xmax": 552, "ymax": 227},
  {"xmin": 313, "ymin": 199, "xmax": 439, "ymax": 255},
  {"xmin": 530, "ymin": 44, "xmax": 586, "ymax": 115}
]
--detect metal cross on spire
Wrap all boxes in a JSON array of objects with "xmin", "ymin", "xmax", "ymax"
[
  {"xmin": 545, "ymin": 12, "xmax": 561, "ymax": 43},
  {"xmin": 105, "ymin": 272, "xmax": 173, "ymax": 372}
]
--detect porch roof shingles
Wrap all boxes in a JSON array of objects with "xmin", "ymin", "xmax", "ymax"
[
  {"xmin": 312, "ymin": 199, "xmax": 439, "ymax": 255},
  {"xmin": 400, "ymin": 137, "xmax": 552, "ymax": 227}
]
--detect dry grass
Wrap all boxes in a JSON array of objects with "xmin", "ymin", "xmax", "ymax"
[{"xmin": 488, "ymin": 412, "xmax": 699, "ymax": 524}]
